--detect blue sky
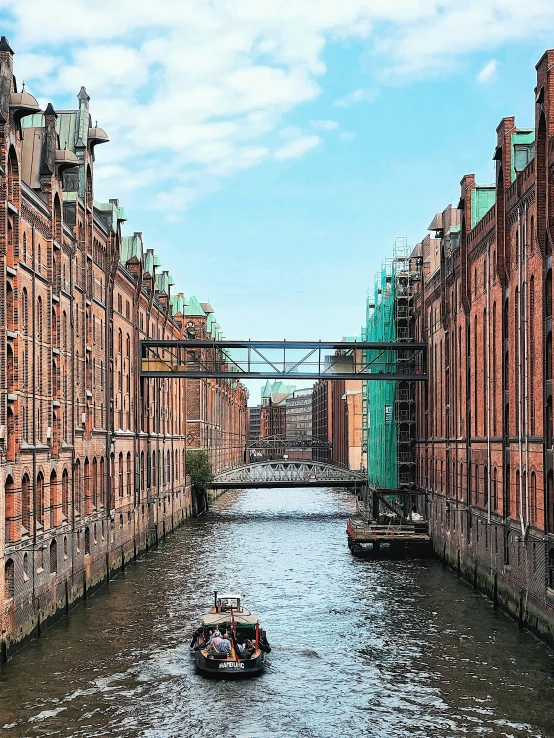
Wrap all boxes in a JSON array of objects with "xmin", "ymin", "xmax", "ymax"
[{"xmin": 3, "ymin": 1, "xmax": 554, "ymax": 402}]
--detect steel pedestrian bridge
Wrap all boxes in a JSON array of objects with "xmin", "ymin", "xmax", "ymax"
[{"xmin": 211, "ymin": 460, "xmax": 367, "ymax": 489}]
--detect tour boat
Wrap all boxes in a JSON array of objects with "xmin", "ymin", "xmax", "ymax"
[{"xmin": 190, "ymin": 592, "xmax": 270, "ymax": 678}]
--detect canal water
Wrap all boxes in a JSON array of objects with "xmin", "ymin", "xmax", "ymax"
[{"xmin": 1, "ymin": 487, "xmax": 553, "ymax": 738}]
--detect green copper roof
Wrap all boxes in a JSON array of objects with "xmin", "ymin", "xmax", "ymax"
[
  {"xmin": 21, "ymin": 113, "xmax": 45, "ymax": 129},
  {"xmin": 58, "ymin": 112, "xmax": 78, "ymax": 151},
  {"xmin": 94, "ymin": 200, "xmax": 126, "ymax": 232},
  {"xmin": 470, "ymin": 185, "xmax": 496, "ymax": 229},
  {"xmin": 155, "ymin": 271, "xmax": 171, "ymax": 295},
  {"xmin": 171, "ymin": 294, "xmax": 186, "ymax": 315},
  {"xmin": 120, "ymin": 233, "xmax": 144, "ymax": 265},
  {"xmin": 184, "ymin": 295, "xmax": 206, "ymax": 316}
]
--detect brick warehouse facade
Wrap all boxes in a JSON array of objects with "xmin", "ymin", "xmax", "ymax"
[
  {"xmin": 0, "ymin": 39, "xmax": 247, "ymax": 659},
  {"xmin": 410, "ymin": 49, "xmax": 554, "ymax": 643}
]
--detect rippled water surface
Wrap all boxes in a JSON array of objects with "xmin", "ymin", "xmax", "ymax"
[{"xmin": 1, "ymin": 487, "xmax": 553, "ymax": 737}]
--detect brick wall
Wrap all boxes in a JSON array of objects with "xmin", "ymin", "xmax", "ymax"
[
  {"xmin": 0, "ymin": 41, "xmax": 246, "ymax": 659},
  {"xmin": 412, "ymin": 50, "xmax": 554, "ymax": 644}
]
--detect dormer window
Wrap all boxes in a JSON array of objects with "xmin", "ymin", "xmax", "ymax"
[{"xmin": 514, "ymin": 143, "xmax": 535, "ymax": 173}]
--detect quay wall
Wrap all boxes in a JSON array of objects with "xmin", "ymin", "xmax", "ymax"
[
  {"xmin": 2, "ymin": 488, "xmax": 194, "ymax": 661},
  {"xmin": 426, "ymin": 494, "xmax": 554, "ymax": 647}
]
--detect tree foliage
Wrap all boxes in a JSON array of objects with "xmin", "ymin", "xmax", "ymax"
[{"xmin": 186, "ymin": 449, "xmax": 213, "ymax": 494}]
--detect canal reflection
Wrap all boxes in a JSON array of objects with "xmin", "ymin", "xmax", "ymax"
[{"xmin": 0, "ymin": 487, "xmax": 553, "ymax": 738}]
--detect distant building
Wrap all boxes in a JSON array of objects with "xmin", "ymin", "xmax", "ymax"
[
  {"xmin": 312, "ymin": 343, "xmax": 363, "ymax": 469},
  {"xmin": 312, "ymin": 381, "xmax": 332, "ymax": 462},
  {"xmin": 248, "ymin": 405, "xmax": 261, "ymax": 442},
  {"xmin": 259, "ymin": 380, "xmax": 295, "ymax": 447},
  {"xmin": 285, "ymin": 388, "xmax": 313, "ymax": 459}
]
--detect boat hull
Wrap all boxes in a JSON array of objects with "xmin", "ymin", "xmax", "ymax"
[{"xmin": 194, "ymin": 650, "xmax": 266, "ymax": 678}]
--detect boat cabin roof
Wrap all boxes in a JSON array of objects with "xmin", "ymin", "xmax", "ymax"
[
  {"xmin": 202, "ymin": 612, "xmax": 259, "ymax": 627},
  {"xmin": 217, "ymin": 593, "xmax": 241, "ymax": 601}
]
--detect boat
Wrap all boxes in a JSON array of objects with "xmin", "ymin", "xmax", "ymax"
[{"xmin": 190, "ymin": 592, "xmax": 270, "ymax": 678}]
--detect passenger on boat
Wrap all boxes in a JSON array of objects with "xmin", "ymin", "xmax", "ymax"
[
  {"xmin": 207, "ymin": 632, "xmax": 231, "ymax": 658},
  {"xmin": 237, "ymin": 639, "xmax": 256, "ymax": 658},
  {"xmin": 204, "ymin": 628, "xmax": 218, "ymax": 646}
]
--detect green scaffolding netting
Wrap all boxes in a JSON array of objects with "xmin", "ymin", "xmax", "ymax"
[{"xmin": 365, "ymin": 263, "xmax": 397, "ymax": 490}]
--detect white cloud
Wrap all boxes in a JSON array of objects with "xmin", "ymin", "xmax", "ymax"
[
  {"xmin": 477, "ymin": 59, "xmax": 498, "ymax": 84},
  {"xmin": 274, "ymin": 135, "xmax": 322, "ymax": 160},
  {"xmin": 339, "ymin": 131, "xmax": 356, "ymax": 143},
  {"xmin": 6, "ymin": 0, "xmax": 554, "ymax": 209},
  {"xmin": 310, "ymin": 119, "xmax": 339, "ymax": 131},
  {"xmin": 333, "ymin": 87, "xmax": 380, "ymax": 107}
]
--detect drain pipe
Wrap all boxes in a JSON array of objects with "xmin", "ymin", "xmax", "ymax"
[
  {"xmin": 517, "ymin": 208, "xmax": 525, "ymax": 539},
  {"xmin": 486, "ymin": 242, "xmax": 491, "ymax": 525},
  {"xmin": 523, "ymin": 203, "xmax": 530, "ymax": 532}
]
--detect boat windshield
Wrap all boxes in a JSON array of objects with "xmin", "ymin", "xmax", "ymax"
[{"xmin": 216, "ymin": 593, "xmax": 241, "ymax": 611}]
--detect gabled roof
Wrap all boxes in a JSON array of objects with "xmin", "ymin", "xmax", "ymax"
[
  {"xmin": 120, "ymin": 232, "xmax": 144, "ymax": 265},
  {"xmin": 184, "ymin": 295, "xmax": 206, "ymax": 316}
]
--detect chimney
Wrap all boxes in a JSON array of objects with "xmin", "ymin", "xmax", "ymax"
[{"xmin": 0, "ymin": 36, "xmax": 14, "ymax": 123}]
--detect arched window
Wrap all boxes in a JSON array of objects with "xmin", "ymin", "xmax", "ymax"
[
  {"xmin": 22, "ymin": 231, "xmax": 27, "ymax": 262},
  {"xmin": 22, "ymin": 474, "xmax": 31, "ymax": 532},
  {"xmin": 49, "ymin": 470, "xmax": 57, "ymax": 528},
  {"xmin": 74, "ymin": 459, "xmax": 81, "ymax": 515},
  {"xmin": 84, "ymin": 457, "xmax": 91, "ymax": 514},
  {"xmin": 50, "ymin": 539, "xmax": 58, "ymax": 574},
  {"xmin": 118, "ymin": 329, "xmax": 123, "ymax": 355},
  {"xmin": 483, "ymin": 465, "xmax": 488, "ymax": 510},
  {"xmin": 100, "ymin": 457, "xmax": 105, "ymax": 508},
  {"xmin": 126, "ymin": 333, "xmax": 130, "ymax": 358},
  {"xmin": 530, "ymin": 472, "xmax": 537, "ymax": 524},
  {"xmin": 92, "ymin": 457, "xmax": 98, "ymax": 509},
  {"xmin": 21, "ymin": 287, "xmax": 29, "ymax": 334},
  {"xmin": 5, "ymin": 559, "xmax": 14, "ymax": 600},
  {"xmin": 36, "ymin": 472, "xmax": 44, "ymax": 526},
  {"xmin": 140, "ymin": 451, "xmax": 145, "ymax": 491},
  {"xmin": 62, "ymin": 469, "xmax": 69, "ymax": 519},
  {"xmin": 84, "ymin": 527, "xmax": 91, "ymax": 556},
  {"xmin": 126, "ymin": 452, "xmax": 132, "ymax": 497},
  {"xmin": 547, "ymin": 269, "xmax": 552, "ymax": 318},
  {"xmin": 547, "ymin": 333, "xmax": 552, "ymax": 382},
  {"xmin": 493, "ymin": 467, "xmax": 498, "ymax": 512},
  {"xmin": 119, "ymin": 452, "xmax": 124, "ymax": 498},
  {"xmin": 505, "ymin": 464, "xmax": 511, "ymax": 518},
  {"xmin": 37, "ymin": 296, "xmax": 43, "ymax": 340},
  {"xmin": 5, "ymin": 476, "xmax": 15, "ymax": 543}
]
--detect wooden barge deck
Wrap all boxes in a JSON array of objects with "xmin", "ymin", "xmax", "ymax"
[{"xmin": 346, "ymin": 518, "xmax": 432, "ymax": 558}]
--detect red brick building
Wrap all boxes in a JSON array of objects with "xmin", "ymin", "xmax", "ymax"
[
  {"xmin": 0, "ymin": 39, "xmax": 247, "ymax": 659},
  {"xmin": 412, "ymin": 49, "xmax": 554, "ymax": 641}
]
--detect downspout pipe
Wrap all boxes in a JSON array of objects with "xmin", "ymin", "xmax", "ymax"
[
  {"xmin": 517, "ymin": 208, "xmax": 525, "ymax": 539},
  {"xmin": 487, "ymin": 242, "xmax": 491, "ymax": 525},
  {"xmin": 523, "ymin": 203, "xmax": 530, "ymax": 535}
]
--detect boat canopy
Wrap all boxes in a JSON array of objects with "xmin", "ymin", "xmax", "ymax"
[{"xmin": 202, "ymin": 612, "xmax": 259, "ymax": 627}]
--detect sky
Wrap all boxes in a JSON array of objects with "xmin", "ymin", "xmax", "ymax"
[{"xmin": 3, "ymin": 0, "xmax": 554, "ymax": 403}]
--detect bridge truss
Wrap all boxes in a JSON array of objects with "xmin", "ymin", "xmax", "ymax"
[
  {"xmin": 140, "ymin": 339, "xmax": 427, "ymax": 380},
  {"xmin": 212, "ymin": 460, "xmax": 367, "ymax": 488},
  {"xmin": 247, "ymin": 434, "xmax": 331, "ymax": 450}
]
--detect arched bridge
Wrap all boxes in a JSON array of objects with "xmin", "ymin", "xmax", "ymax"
[{"xmin": 212, "ymin": 460, "xmax": 367, "ymax": 489}]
